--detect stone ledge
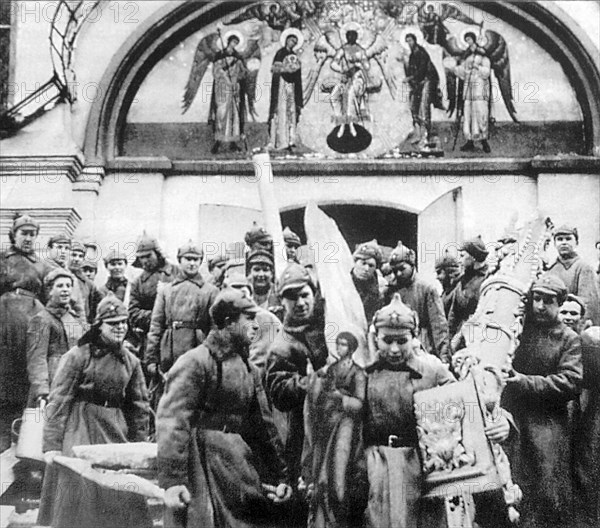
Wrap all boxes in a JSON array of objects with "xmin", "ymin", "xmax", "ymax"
[
  {"xmin": 106, "ymin": 156, "xmax": 600, "ymax": 176},
  {"xmin": 0, "ymin": 155, "xmax": 84, "ymax": 182}
]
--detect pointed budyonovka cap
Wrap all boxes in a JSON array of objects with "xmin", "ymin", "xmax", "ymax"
[
  {"xmin": 133, "ymin": 231, "xmax": 165, "ymax": 268},
  {"xmin": 353, "ymin": 239, "xmax": 383, "ymax": 268},
  {"xmin": 373, "ymin": 292, "xmax": 417, "ymax": 330},
  {"xmin": 244, "ymin": 222, "xmax": 272, "ymax": 246},
  {"xmin": 388, "ymin": 241, "xmax": 416, "ymax": 268},
  {"xmin": 435, "ymin": 254, "xmax": 459, "ymax": 271},
  {"xmin": 94, "ymin": 295, "xmax": 128, "ymax": 324},
  {"xmin": 278, "ymin": 262, "xmax": 314, "ymax": 297},
  {"xmin": 177, "ymin": 240, "xmax": 203, "ymax": 259},
  {"xmin": 209, "ymin": 288, "xmax": 259, "ymax": 327},
  {"xmin": 460, "ymin": 235, "xmax": 489, "ymax": 262},
  {"xmin": 283, "ymin": 227, "xmax": 301, "ymax": 248}
]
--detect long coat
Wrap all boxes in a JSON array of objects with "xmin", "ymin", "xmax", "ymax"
[
  {"xmin": 265, "ymin": 317, "xmax": 329, "ymax": 484},
  {"xmin": 546, "ymin": 255, "xmax": 600, "ymax": 325},
  {"xmin": 447, "ymin": 265, "xmax": 488, "ymax": 338},
  {"xmin": 502, "ymin": 319, "xmax": 582, "ymax": 528},
  {"xmin": 145, "ymin": 272, "xmax": 218, "ymax": 372},
  {"xmin": 384, "ymin": 273, "xmax": 450, "ymax": 362},
  {"xmin": 71, "ymin": 268, "xmax": 104, "ymax": 324},
  {"xmin": 0, "ymin": 246, "xmax": 51, "ymax": 449},
  {"xmin": 157, "ymin": 330, "xmax": 288, "ymax": 528},
  {"xmin": 352, "ymin": 272, "xmax": 382, "ymax": 324},
  {"xmin": 39, "ymin": 337, "xmax": 150, "ymax": 528},
  {"xmin": 128, "ymin": 261, "xmax": 178, "ymax": 333},
  {"xmin": 26, "ymin": 302, "xmax": 87, "ymax": 400}
]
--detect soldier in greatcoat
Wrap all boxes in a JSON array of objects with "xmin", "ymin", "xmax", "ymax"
[
  {"xmin": 502, "ymin": 275, "xmax": 583, "ymax": 528},
  {"xmin": 144, "ymin": 242, "xmax": 218, "ymax": 379}
]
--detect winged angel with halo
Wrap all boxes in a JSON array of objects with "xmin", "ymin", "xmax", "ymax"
[
  {"xmin": 181, "ymin": 28, "xmax": 262, "ymax": 154},
  {"xmin": 303, "ymin": 20, "xmax": 399, "ymax": 153}
]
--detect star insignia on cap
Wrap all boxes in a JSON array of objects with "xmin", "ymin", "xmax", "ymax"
[{"xmin": 390, "ymin": 311, "xmax": 402, "ymax": 325}]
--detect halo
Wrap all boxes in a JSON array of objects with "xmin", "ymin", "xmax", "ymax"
[
  {"xmin": 340, "ymin": 21, "xmax": 364, "ymax": 43},
  {"xmin": 399, "ymin": 26, "xmax": 424, "ymax": 52},
  {"xmin": 280, "ymin": 27, "xmax": 304, "ymax": 51},
  {"xmin": 457, "ymin": 27, "xmax": 488, "ymax": 50},
  {"xmin": 266, "ymin": 2, "xmax": 281, "ymax": 14},
  {"xmin": 217, "ymin": 29, "xmax": 246, "ymax": 51},
  {"xmin": 424, "ymin": 1, "xmax": 441, "ymax": 14}
]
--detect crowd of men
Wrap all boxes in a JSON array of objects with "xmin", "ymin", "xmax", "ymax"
[{"xmin": 0, "ymin": 213, "xmax": 599, "ymax": 528}]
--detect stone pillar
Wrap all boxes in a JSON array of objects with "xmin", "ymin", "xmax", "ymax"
[{"xmin": 72, "ymin": 165, "xmax": 105, "ymax": 242}]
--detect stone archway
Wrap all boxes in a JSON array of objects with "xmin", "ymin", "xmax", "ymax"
[{"xmin": 84, "ymin": 0, "xmax": 600, "ymax": 164}]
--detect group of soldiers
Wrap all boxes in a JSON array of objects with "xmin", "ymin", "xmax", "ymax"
[{"xmin": 1, "ymin": 212, "xmax": 599, "ymax": 528}]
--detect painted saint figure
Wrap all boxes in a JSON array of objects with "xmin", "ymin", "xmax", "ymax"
[
  {"xmin": 269, "ymin": 29, "xmax": 304, "ymax": 151},
  {"xmin": 404, "ymin": 33, "xmax": 444, "ymax": 148}
]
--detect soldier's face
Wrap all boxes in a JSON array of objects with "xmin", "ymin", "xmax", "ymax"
[
  {"xmin": 50, "ymin": 243, "xmax": 71, "ymax": 265},
  {"xmin": 353, "ymin": 257, "xmax": 377, "ymax": 281},
  {"xmin": 459, "ymin": 250, "xmax": 475, "ymax": 271},
  {"xmin": 531, "ymin": 292, "xmax": 560, "ymax": 324},
  {"xmin": 100, "ymin": 319, "xmax": 128, "ymax": 345},
  {"xmin": 49, "ymin": 277, "xmax": 73, "ymax": 307},
  {"xmin": 559, "ymin": 300, "xmax": 582, "ymax": 330},
  {"xmin": 70, "ymin": 250, "xmax": 85, "ymax": 269},
  {"xmin": 286, "ymin": 245, "xmax": 298, "ymax": 261},
  {"xmin": 14, "ymin": 228, "xmax": 37, "ymax": 252},
  {"xmin": 249, "ymin": 264, "xmax": 273, "ymax": 287},
  {"xmin": 107, "ymin": 259, "xmax": 127, "ymax": 278},
  {"xmin": 230, "ymin": 312, "xmax": 259, "ymax": 345},
  {"xmin": 180, "ymin": 255, "xmax": 200, "ymax": 276},
  {"xmin": 138, "ymin": 250, "xmax": 159, "ymax": 272},
  {"xmin": 393, "ymin": 262, "xmax": 413, "ymax": 283},
  {"xmin": 554, "ymin": 234, "xmax": 577, "ymax": 257},
  {"xmin": 376, "ymin": 327, "xmax": 413, "ymax": 366},
  {"xmin": 282, "ymin": 285, "xmax": 315, "ymax": 321},
  {"xmin": 82, "ymin": 266, "xmax": 97, "ymax": 281}
]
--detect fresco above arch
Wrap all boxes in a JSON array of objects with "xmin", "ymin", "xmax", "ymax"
[{"xmin": 122, "ymin": 0, "xmax": 584, "ymax": 160}]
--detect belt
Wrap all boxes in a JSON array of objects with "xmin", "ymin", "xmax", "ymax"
[
  {"xmin": 11, "ymin": 288, "xmax": 37, "ymax": 298},
  {"xmin": 170, "ymin": 321, "xmax": 197, "ymax": 330},
  {"xmin": 78, "ymin": 392, "xmax": 122, "ymax": 408}
]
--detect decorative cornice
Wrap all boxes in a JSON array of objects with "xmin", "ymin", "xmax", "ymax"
[
  {"xmin": 106, "ymin": 156, "xmax": 600, "ymax": 176},
  {"xmin": 0, "ymin": 155, "xmax": 84, "ymax": 182},
  {"xmin": 73, "ymin": 166, "xmax": 106, "ymax": 194},
  {"xmin": 0, "ymin": 207, "xmax": 82, "ymax": 250}
]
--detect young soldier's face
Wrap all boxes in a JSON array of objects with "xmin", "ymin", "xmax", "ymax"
[
  {"xmin": 82, "ymin": 266, "xmax": 97, "ymax": 281},
  {"xmin": 281, "ymin": 285, "xmax": 315, "ymax": 321},
  {"xmin": 50, "ymin": 243, "xmax": 71, "ymax": 265},
  {"xmin": 100, "ymin": 319, "xmax": 128, "ymax": 345},
  {"xmin": 230, "ymin": 312, "xmax": 259, "ymax": 345},
  {"xmin": 249, "ymin": 264, "xmax": 273, "ymax": 288},
  {"xmin": 559, "ymin": 300, "xmax": 583, "ymax": 331},
  {"xmin": 107, "ymin": 259, "xmax": 127, "ymax": 278},
  {"xmin": 353, "ymin": 257, "xmax": 377, "ymax": 281},
  {"xmin": 70, "ymin": 250, "xmax": 85, "ymax": 269},
  {"xmin": 179, "ymin": 255, "xmax": 200, "ymax": 276},
  {"xmin": 137, "ymin": 250, "xmax": 159, "ymax": 272},
  {"xmin": 376, "ymin": 327, "xmax": 413, "ymax": 366},
  {"xmin": 554, "ymin": 234, "xmax": 577, "ymax": 257},
  {"xmin": 49, "ymin": 278, "xmax": 73, "ymax": 307}
]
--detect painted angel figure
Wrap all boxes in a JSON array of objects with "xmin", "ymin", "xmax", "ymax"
[
  {"xmin": 443, "ymin": 27, "xmax": 518, "ymax": 154},
  {"xmin": 181, "ymin": 30, "xmax": 261, "ymax": 154}
]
